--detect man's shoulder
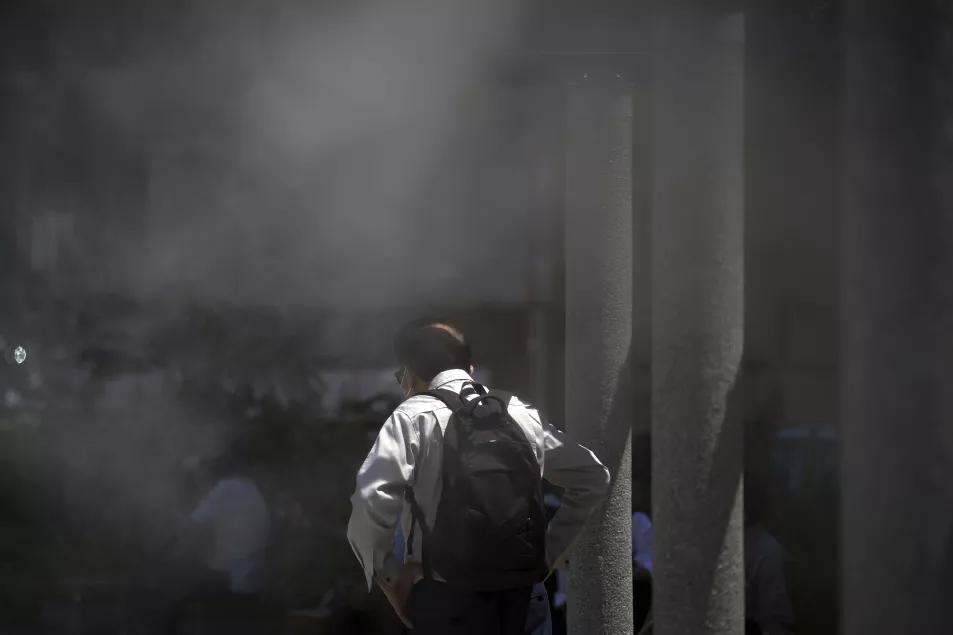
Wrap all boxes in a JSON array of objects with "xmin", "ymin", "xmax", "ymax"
[
  {"xmin": 495, "ymin": 389, "xmax": 540, "ymax": 414},
  {"xmin": 490, "ymin": 389, "xmax": 544, "ymax": 428},
  {"xmin": 391, "ymin": 387, "xmax": 541, "ymax": 421},
  {"xmin": 392, "ymin": 393, "xmax": 444, "ymax": 419}
]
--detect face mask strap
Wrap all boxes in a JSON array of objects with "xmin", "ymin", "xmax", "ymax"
[{"xmin": 401, "ymin": 368, "xmax": 415, "ymax": 397}]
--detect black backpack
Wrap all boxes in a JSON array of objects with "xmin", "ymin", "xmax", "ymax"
[{"xmin": 404, "ymin": 384, "xmax": 548, "ymax": 590}]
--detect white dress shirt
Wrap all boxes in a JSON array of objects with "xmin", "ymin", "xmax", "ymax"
[
  {"xmin": 190, "ymin": 477, "xmax": 271, "ymax": 594},
  {"xmin": 347, "ymin": 369, "xmax": 611, "ymax": 590}
]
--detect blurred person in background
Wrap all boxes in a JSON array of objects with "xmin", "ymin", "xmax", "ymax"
[
  {"xmin": 187, "ymin": 446, "xmax": 271, "ymax": 600},
  {"xmin": 744, "ymin": 476, "xmax": 794, "ymax": 635},
  {"xmin": 631, "ymin": 433, "xmax": 653, "ymax": 632},
  {"xmin": 630, "ymin": 471, "xmax": 794, "ymax": 635},
  {"xmin": 127, "ymin": 443, "xmax": 271, "ymax": 634},
  {"xmin": 540, "ymin": 490, "xmax": 565, "ymax": 635}
]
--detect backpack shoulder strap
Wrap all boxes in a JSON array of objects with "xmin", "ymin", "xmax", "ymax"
[
  {"xmin": 419, "ymin": 388, "xmax": 467, "ymax": 412},
  {"xmin": 403, "ymin": 387, "xmax": 464, "ymax": 578}
]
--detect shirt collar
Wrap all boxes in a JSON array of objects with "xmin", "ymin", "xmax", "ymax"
[{"xmin": 429, "ymin": 369, "xmax": 473, "ymax": 389}]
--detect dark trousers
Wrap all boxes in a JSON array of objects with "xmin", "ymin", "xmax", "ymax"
[
  {"xmin": 633, "ymin": 578, "xmax": 652, "ymax": 632},
  {"xmin": 745, "ymin": 619, "xmax": 764, "ymax": 635},
  {"xmin": 408, "ymin": 579, "xmax": 549, "ymax": 635}
]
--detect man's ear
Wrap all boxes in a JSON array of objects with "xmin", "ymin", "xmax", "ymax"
[{"xmin": 469, "ymin": 365, "xmax": 475, "ymax": 375}]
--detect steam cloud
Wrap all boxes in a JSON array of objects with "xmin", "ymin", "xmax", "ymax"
[
  {"xmin": 3, "ymin": 0, "xmax": 553, "ymax": 571},
  {"xmin": 67, "ymin": 0, "xmax": 537, "ymax": 310}
]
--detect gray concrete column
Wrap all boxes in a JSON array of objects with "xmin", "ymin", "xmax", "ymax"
[
  {"xmin": 841, "ymin": 3, "xmax": 953, "ymax": 633},
  {"xmin": 564, "ymin": 73, "xmax": 634, "ymax": 635},
  {"xmin": 651, "ymin": 7, "xmax": 746, "ymax": 635}
]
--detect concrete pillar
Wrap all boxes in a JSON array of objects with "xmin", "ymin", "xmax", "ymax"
[
  {"xmin": 651, "ymin": 7, "xmax": 746, "ymax": 635},
  {"xmin": 564, "ymin": 72, "xmax": 634, "ymax": 635},
  {"xmin": 841, "ymin": 2, "xmax": 953, "ymax": 632},
  {"xmin": 524, "ymin": 81, "xmax": 561, "ymax": 411}
]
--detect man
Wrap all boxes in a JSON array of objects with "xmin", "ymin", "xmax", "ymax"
[
  {"xmin": 631, "ymin": 510, "xmax": 654, "ymax": 632},
  {"xmin": 348, "ymin": 322, "xmax": 611, "ymax": 635},
  {"xmin": 188, "ymin": 451, "xmax": 271, "ymax": 598},
  {"xmin": 744, "ymin": 478, "xmax": 794, "ymax": 635},
  {"xmin": 127, "ymin": 448, "xmax": 271, "ymax": 634}
]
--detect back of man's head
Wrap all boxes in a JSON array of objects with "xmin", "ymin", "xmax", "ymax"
[
  {"xmin": 394, "ymin": 321, "xmax": 471, "ymax": 383},
  {"xmin": 744, "ymin": 473, "xmax": 768, "ymax": 527}
]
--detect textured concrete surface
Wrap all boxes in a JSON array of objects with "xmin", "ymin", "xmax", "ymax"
[
  {"xmin": 564, "ymin": 78, "xmax": 634, "ymax": 635},
  {"xmin": 650, "ymin": 7, "xmax": 746, "ymax": 635},
  {"xmin": 841, "ymin": 3, "xmax": 953, "ymax": 633}
]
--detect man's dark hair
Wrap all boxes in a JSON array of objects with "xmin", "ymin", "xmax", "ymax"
[
  {"xmin": 744, "ymin": 473, "xmax": 767, "ymax": 527},
  {"xmin": 207, "ymin": 438, "xmax": 256, "ymax": 480},
  {"xmin": 393, "ymin": 321, "xmax": 471, "ymax": 383}
]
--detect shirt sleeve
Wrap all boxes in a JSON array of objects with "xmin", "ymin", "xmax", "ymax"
[
  {"xmin": 347, "ymin": 409, "xmax": 418, "ymax": 590},
  {"xmin": 539, "ymin": 419, "xmax": 611, "ymax": 569}
]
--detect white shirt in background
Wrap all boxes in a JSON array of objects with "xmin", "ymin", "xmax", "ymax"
[
  {"xmin": 632, "ymin": 512, "xmax": 653, "ymax": 573},
  {"xmin": 745, "ymin": 524, "xmax": 794, "ymax": 631},
  {"xmin": 191, "ymin": 477, "xmax": 271, "ymax": 594}
]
